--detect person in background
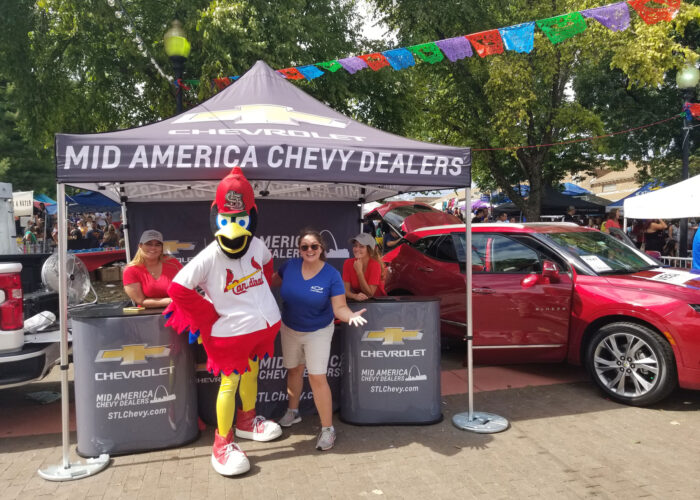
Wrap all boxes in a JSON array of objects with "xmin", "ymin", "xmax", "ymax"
[
  {"xmin": 496, "ymin": 212, "xmax": 508, "ymax": 223},
  {"xmin": 23, "ymin": 224, "xmax": 37, "ymax": 245},
  {"xmin": 471, "ymin": 208, "xmax": 486, "ymax": 223},
  {"xmin": 343, "ymin": 233, "xmax": 386, "ymax": 301},
  {"xmin": 272, "ymin": 228, "xmax": 366, "ymax": 451},
  {"xmin": 77, "ymin": 219, "xmax": 88, "ymax": 237},
  {"xmin": 602, "ymin": 209, "xmax": 621, "ymax": 233},
  {"xmin": 382, "ymin": 224, "xmax": 402, "ymax": 254},
  {"xmin": 643, "ymin": 219, "xmax": 667, "ymax": 253},
  {"xmin": 563, "ymin": 206, "xmax": 576, "ymax": 223},
  {"xmin": 101, "ymin": 224, "xmax": 119, "ymax": 248},
  {"xmin": 85, "ymin": 222, "xmax": 103, "ymax": 248},
  {"xmin": 123, "ymin": 229, "xmax": 183, "ymax": 308},
  {"xmin": 69, "ymin": 222, "xmax": 83, "ymax": 240}
]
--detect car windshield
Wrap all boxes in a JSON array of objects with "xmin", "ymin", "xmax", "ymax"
[
  {"xmin": 383, "ymin": 205, "xmax": 435, "ymax": 231},
  {"xmin": 541, "ymin": 231, "xmax": 658, "ymax": 274}
]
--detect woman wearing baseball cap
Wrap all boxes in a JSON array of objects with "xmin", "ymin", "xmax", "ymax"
[
  {"xmin": 343, "ymin": 232, "xmax": 386, "ymax": 301},
  {"xmin": 123, "ymin": 229, "xmax": 183, "ymax": 308}
]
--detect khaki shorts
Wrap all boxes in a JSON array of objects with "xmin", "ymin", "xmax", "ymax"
[{"xmin": 280, "ymin": 321, "xmax": 335, "ymax": 375}]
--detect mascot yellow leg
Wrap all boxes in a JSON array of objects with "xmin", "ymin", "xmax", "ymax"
[
  {"xmin": 234, "ymin": 358, "xmax": 283, "ymax": 442},
  {"xmin": 216, "ymin": 373, "xmax": 240, "ymax": 437}
]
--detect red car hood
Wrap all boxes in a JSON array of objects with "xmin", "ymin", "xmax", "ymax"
[
  {"xmin": 605, "ymin": 268, "xmax": 700, "ymax": 297},
  {"xmin": 401, "ymin": 212, "xmax": 462, "ymax": 233}
]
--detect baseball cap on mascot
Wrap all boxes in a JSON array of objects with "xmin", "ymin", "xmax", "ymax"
[{"xmin": 210, "ymin": 167, "xmax": 258, "ymax": 259}]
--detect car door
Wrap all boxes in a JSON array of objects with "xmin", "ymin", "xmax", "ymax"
[{"xmin": 471, "ymin": 233, "xmax": 573, "ymax": 349}]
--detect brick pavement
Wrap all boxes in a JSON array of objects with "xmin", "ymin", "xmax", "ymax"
[{"xmin": 2, "ymin": 365, "xmax": 699, "ymax": 499}]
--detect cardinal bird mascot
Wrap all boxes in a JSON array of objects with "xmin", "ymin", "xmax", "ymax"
[{"xmin": 164, "ymin": 167, "xmax": 282, "ymax": 476}]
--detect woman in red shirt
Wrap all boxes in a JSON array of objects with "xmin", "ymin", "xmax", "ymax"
[
  {"xmin": 343, "ymin": 233, "xmax": 386, "ymax": 301},
  {"xmin": 123, "ymin": 229, "xmax": 182, "ymax": 308}
]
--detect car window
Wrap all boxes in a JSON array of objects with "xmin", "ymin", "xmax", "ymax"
[
  {"xmin": 458, "ymin": 233, "xmax": 540, "ymax": 274},
  {"xmin": 412, "ymin": 236, "xmax": 439, "ymax": 255},
  {"xmin": 425, "ymin": 236, "xmax": 457, "ymax": 262}
]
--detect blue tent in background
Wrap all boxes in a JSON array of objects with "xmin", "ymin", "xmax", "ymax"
[
  {"xmin": 34, "ymin": 193, "xmax": 56, "ymax": 204},
  {"xmin": 561, "ymin": 182, "xmax": 591, "ymax": 196},
  {"xmin": 607, "ymin": 181, "xmax": 665, "ymax": 210},
  {"xmin": 67, "ymin": 191, "xmax": 121, "ymax": 213}
]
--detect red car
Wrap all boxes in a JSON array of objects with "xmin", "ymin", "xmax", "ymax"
[{"xmin": 383, "ymin": 222, "xmax": 700, "ymax": 406}]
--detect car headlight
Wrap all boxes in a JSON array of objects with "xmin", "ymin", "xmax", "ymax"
[{"xmin": 690, "ymin": 304, "xmax": 700, "ymax": 313}]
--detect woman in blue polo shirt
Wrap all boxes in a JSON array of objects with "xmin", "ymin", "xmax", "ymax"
[{"xmin": 272, "ymin": 228, "xmax": 366, "ymax": 451}]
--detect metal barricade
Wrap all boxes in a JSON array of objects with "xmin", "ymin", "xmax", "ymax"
[{"xmin": 660, "ymin": 256, "xmax": 693, "ymax": 269}]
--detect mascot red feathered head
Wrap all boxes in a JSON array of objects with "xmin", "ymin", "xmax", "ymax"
[{"xmin": 210, "ymin": 167, "xmax": 258, "ymax": 259}]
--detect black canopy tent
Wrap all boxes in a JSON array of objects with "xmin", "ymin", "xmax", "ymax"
[
  {"xmin": 496, "ymin": 187, "xmax": 606, "ymax": 217},
  {"xmin": 44, "ymin": 60, "xmax": 500, "ymax": 480}
]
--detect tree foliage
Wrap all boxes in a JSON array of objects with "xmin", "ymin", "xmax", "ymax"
[{"xmin": 368, "ymin": 0, "xmax": 700, "ymax": 219}]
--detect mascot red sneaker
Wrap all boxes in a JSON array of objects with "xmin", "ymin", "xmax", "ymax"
[{"xmin": 164, "ymin": 167, "xmax": 282, "ymax": 477}]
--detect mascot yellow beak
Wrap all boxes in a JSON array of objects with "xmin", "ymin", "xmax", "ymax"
[{"xmin": 215, "ymin": 219, "xmax": 252, "ymax": 255}]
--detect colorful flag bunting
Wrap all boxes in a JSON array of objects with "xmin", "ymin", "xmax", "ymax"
[
  {"xmin": 684, "ymin": 102, "xmax": 700, "ymax": 119},
  {"xmin": 382, "ymin": 48, "xmax": 416, "ymax": 70},
  {"xmin": 297, "ymin": 65, "xmax": 325, "ymax": 80},
  {"xmin": 359, "ymin": 53, "xmax": 391, "ymax": 71},
  {"xmin": 316, "ymin": 60, "xmax": 343, "ymax": 73},
  {"xmin": 536, "ymin": 12, "xmax": 588, "ymax": 44},
  {"xmin": 435, "ymin": 36, "xmax": 473, "ymax": 61},
  {"xmin": 582, "ymin": 2, "xmax": 631, "ymax": 31},
  {"xmin": 338, "ymin": 56, "xmax": 369, "ymax": 74},
  {"xmin": 466, "ymin": 30, "xmax": 504, "ymax": 58},
  {"xmin": 408, "ymin": 42, "xmax": 445, "ymax": 64},
  {"xmin": 277, "ymin": 68, "xmax": 305, "ymax": 80},
  {"xmin": 499, "ymin": 22, "xmax": 535, "ymax": 53},
  {"xmin": 627, "ymin": 0, "xmax": 681, "ymax": 25},
  {"xmin": 214, "ymin": 77, "xmax": 232, "ymax": 90}
]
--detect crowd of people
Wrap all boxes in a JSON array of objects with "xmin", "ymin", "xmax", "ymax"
[{"xmin": 16, "ymin": 204, "xmax": 125, "ymax": 253}]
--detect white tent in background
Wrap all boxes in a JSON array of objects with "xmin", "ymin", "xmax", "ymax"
[{"xmin": 624, "ymin": 175, "xmax": 700, "ymax": 219}]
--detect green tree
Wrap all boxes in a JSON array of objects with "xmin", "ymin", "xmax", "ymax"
[
  {"xmin": 369, "ymin": 0, "xmax": 700, "ymax": 219},
  {"xmin": 0, "ymin": 79, "xmax": 55, "ymax": 194}
]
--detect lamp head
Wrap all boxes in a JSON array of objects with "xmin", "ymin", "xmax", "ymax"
[
  {"xmin": 164, "ymin": 20, "xmax": 190, "ymax": 59},
  {"xmin": 676, "ymin": 64, "xmax": 700, "ymax": 89}
]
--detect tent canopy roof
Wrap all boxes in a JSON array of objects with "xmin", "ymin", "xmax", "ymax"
[
  {"xmin": 55, "ymin": 61, "xmax": 470, "ymax": 202},
  {"xmin": 623, "ymin": 175, "xmax": 700, "ymax": 219}
]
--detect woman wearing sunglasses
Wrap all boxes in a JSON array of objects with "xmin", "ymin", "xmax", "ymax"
[
  {"xmin": 272, "ymin": 228, "xmax": 366, "ymax": 451},
  {"xmin": 343, "ymin": 232, "xmax": 386, "ymax": 301},
  {"xmin": 123, "ymin": 229, "xmax": 182, "ymax": 308}
]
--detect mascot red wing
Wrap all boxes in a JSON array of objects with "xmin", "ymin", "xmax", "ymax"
[{"xmin": 164, "ymin": 167, "xmax": 282, "ymax": 477}]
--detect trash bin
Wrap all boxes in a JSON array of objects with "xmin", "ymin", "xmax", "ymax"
[{"xmin": 341, "ymin": 296, "xmax": 442, "ymax": 425}]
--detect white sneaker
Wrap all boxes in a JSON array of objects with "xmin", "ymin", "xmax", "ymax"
[
  {"xmin": 279, "ymin": 409, "xmax": 302, "ymax": 428},
  {"xmin": 211, "ymin": 430, "xmax": 250, "ymax": 476},
  {"xmin": 235, "ymin": 415, "xmax": 282, "ymax": 442},
  {"xmin": 316, "ymin": 427, "xmax": 336, "ymax": 451}
]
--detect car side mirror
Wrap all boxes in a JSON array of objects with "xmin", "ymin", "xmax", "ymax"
[{"xmin": 541, "ymin": 260, "xmax": 560, "ymax": 283}]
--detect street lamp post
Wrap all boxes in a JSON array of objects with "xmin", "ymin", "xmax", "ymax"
[
  {"xmin": 163, "ymin": 20, "xmax": 191, "ymax": 114},
  {"xmin": 676, "ymin": 64, "xmax": 700, "ymax": 258}
]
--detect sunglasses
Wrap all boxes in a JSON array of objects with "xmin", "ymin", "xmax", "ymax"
[{"xmin": 300, "ymin": 244, "xmax": 320, "ymax": 251}]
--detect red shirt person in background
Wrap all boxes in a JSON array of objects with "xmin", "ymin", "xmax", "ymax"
[
  {"xmin": 123, "ymin": 229, "xmax": 182, "ymax": 308},
  {"xmin": 603, "ymin": 208, "xmax": 621, "ymax": 233},
  {"xmin": 343, "ymin": 232, "xmax": 386, "ymax": 301}
]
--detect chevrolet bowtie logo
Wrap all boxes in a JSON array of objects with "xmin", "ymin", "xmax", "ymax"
[
  {"xmin": 361, "ymin": 327, "xmax": 423, "ymax": 345},
  {"xmin": 172, "ymin": 104, "xmax": 348, "ymax": 128},
  {"xmin": 95, "ymin": 344, "xmax": 170, "ymax": 365},
  {"xmin": 163, "ymin": 240, "xmax": 195, "ymax": 255}
]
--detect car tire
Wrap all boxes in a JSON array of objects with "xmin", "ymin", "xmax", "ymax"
[{"xmin": 585, "ymin": 322, "xmax": 677, "ymax": 406}]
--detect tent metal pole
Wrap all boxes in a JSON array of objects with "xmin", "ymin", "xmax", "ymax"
[
  {"xmin": 38, "ymin": 183, "xmax": 109, "ymax": 482},
  {"xmin": 452, "ymin": 184, "xmax": 509, "ymax": 434},
  {"xmin": 119, "ymin": 186, "xmax": 131, "ymax": 262}
]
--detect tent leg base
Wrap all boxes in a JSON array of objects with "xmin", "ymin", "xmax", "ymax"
[
  {"xmin": 38, "ymin": 454, "xmax": 110, "ymax": 481},
  {"xmin": 452, "ymin": 411, "xmax": 509, "ymax": 434}
]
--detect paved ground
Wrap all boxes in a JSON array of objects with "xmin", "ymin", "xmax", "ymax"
[{"xmin": 2, "ymin": 350, "xmax": 699, "ymax": 499}]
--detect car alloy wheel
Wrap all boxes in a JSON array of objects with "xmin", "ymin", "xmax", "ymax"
[{"xmin": 586, "ymin": 322, "xmax": 677, "ymax": 406}]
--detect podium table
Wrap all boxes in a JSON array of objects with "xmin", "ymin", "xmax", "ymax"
[{"xmin": 71, "ymin": 303, "xmax": 198, "ymax": 457}]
